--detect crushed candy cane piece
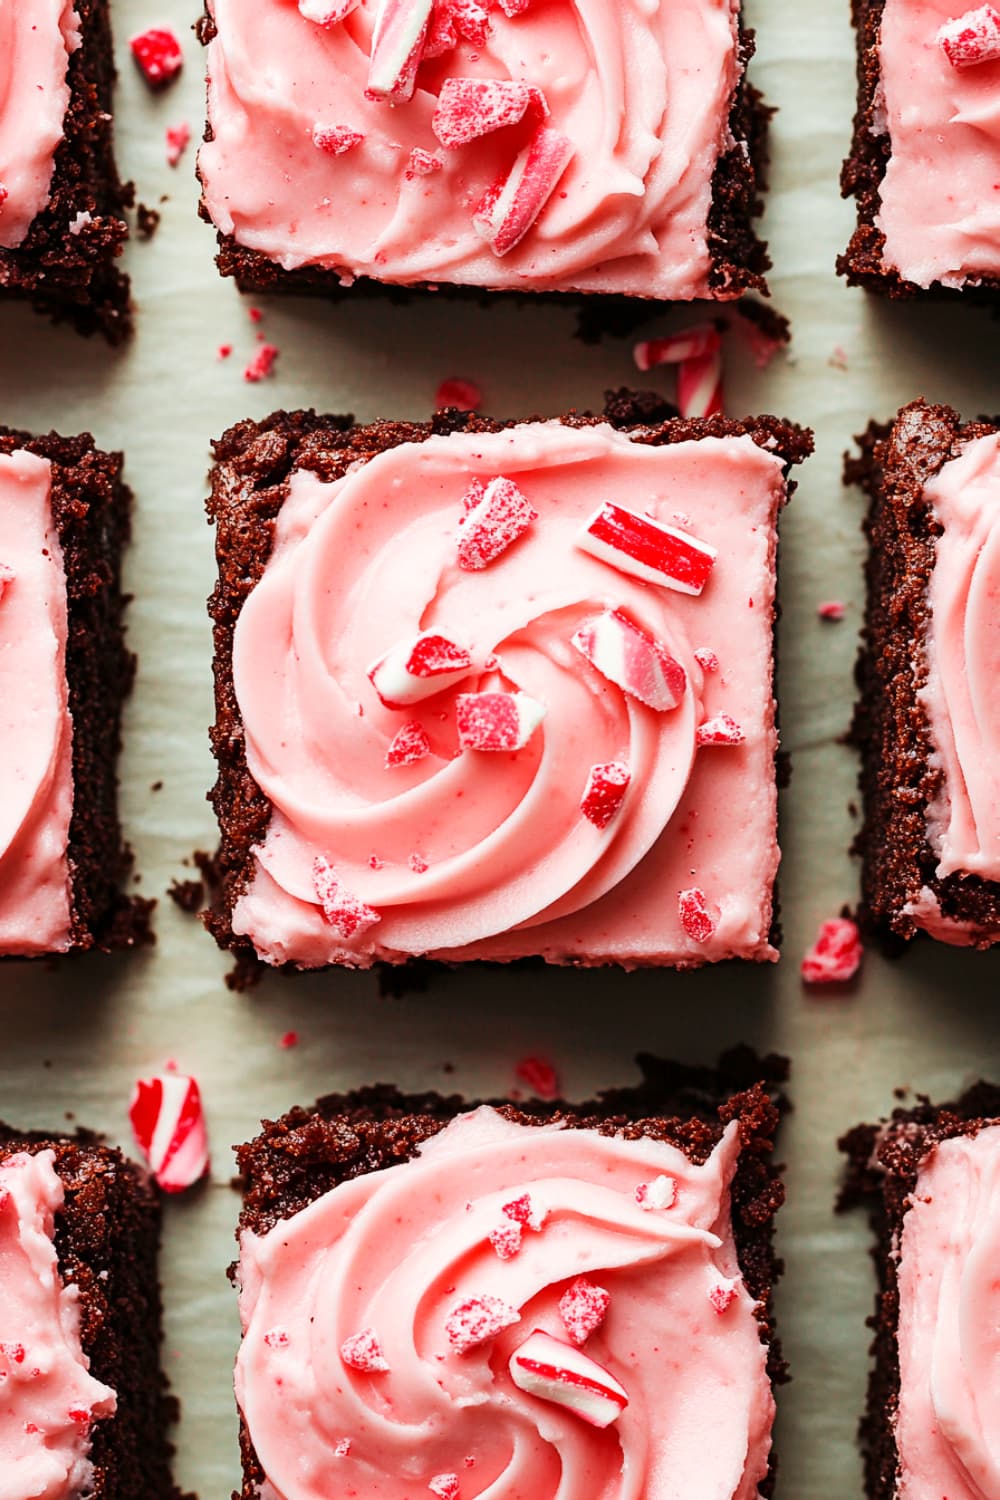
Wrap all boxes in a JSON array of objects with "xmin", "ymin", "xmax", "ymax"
[
  {"xmin": 369, "ymin": 632, "xmax": 473, "ymax": 708},
  {"xmin": 676, "ymin": 346, "xmax": 724, "ymax": 419},
  {"xmin": 457, "ymin": 691, "xmax": 546, "ymax": 751},
  {"xmin": 801, "ymin": 917, "xmax": 863, "ymax": 985},
  {"xmin": 817, "ymin": 599, "xmax": 845, "ymax": 622},
  {"xmin": 709, "ymin": 1281, "xmax": 739, "ymax": 1314},
  {"xmin": 313, "ymin": 856, "xmax": 381, "ymax": 938},
  {"xmin": 299, "ymin": 0, "xmax": 359, "ymax": 21},
  {"xmin": 633, "ymin": 324, "xmax": 721, "ymax": 372},
  {"xmin": 694, "ymin": 647, "xmax": 720, "ymax": 673},
  {"xmin": 1, "ymin": 1342, "xmax": 25, "ymax": 1364},
  {"xmin": 829, "ymin": 345, "xmax": 849, "ymax": 372},
  {"xmin": 446, "ymin": 1294, "xmax": 520, "ymax": 1353},
  {"xmin": 432, "ymin": 77, "xmax": 546, "ymax": 150},
  {"xmin": 457, "ymin": 475, "xmax": 537, "ymax": 569},
  {"xmin": 559, "ymin": 1277, "xmax": 610, "ymax": 1346},
  {"xmin": 130, "ymin": 28, "xmax": 183, "ymax": 88},
  {"xmin": 635, "ymin": 1174, "xmax": 676, "ymax": 1211},
  {"xmin": 0, "ymin": 563, "xmax": 14, "ymax": 600},
  {"xmin": 577, "ymin": 500, "xmax": 716, "ymax": 595},
  {"xmin": 366, "ymin": 0, "xmax": 434, "ymax": 102},
  {"xmin": 386, "ymin": 720, "xmax": 431, "ymax": 768},
  {"xmin": 436, "ymin": 377, "xmax": 482, "ymax": 410},
  {"xmin": 244, "ymin": 343, "xmax": 279, "ymax": 382},
  {"xmin": 678, "ymin": 888, "xmax": 720, "ymax": 944},
  {"xmin": 341, "ymin": 1327, "xmax": 390, "ymax": 1372},
  {"xmin": 405, "ymin": 148, "xmax": 443, "ymax": 179},
  {"xmin": 264, "ymin": 1328, "xmax": 289, "ymax": 1348},
  {"xmin": 429, "ymin": 1476, "xmax": 460, "ymax": 1500},
  {"xmin": 572, "ymin": 609, "xmax": 687, "ymax": 712},
  {"xmin": 128, "ymin": 1073, "xmax": 210, "ymax": 1193},
  {"xmin": 279, "ymin": 1030, "xmax": 299, "ymax": 1048},
  {"xmin": 514, "ymin": 1056, "xmax": 559, "ymax": 1100},
  {"xmin": 473, "ymin": 125, "xmax": 573, "ymax": 257},
  {"xmin": 488, "ymin": 1219, "xmax": 523, "ymax": 1259},
  {"xmin": 496, "ymin": 0, "xmax": 531, "ymax": 12},
  {"xmin": 502, "ymin": 1192, "xmax": 546, "ymax": 1231},
  {"xmin": 165, "ymin": 121, "xmax": 191, "ymax": 168},
  {"xmin": 333, "ymin": 1437, "xmax": 353, "ymax": 1457},
  {"xmin": 409, "ymin": 852, "xmax": 429, "ymax": 873},
  {"xmin": 938, "ymin": 4, "xmax": 1000, "ymax": 64},
  {"xmin": 313, "ymin": 123, "xmax": 365, "ymax": 155},
  {"xmin": 580, "ymin": 762, "xmax": 630, "ymax": 829},
  {"xmin": 696, "ymin": 714, "xmax": 745, "ymax": 747},
  {"xmin": 68, "ymin": 210, "xmax": 92, "ymax": 236},
  {"xmin": 508, "ymin": 1330, "xmax": 628, "ymax": 1428}
]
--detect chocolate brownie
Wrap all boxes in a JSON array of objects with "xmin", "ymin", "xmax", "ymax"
[
  {"xmin": 234, "ymin": 1048, "xmax": 788, "ymax": 1500},
  {"xmin": 847, "ymin": 400, "xmax": 1000, "ymax": 949},
  {"xmin": 0, "ymin": 429, "xmax": 152, "ymax": 954},
  {"xmin": 0, "ymin": 0, "xmax": 132, "ymax": 340}
]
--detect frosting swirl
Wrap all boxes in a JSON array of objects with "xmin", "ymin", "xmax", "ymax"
[
  {"xmin": 920, "ymin": 433, "xmax": 1000, "ymax": 883},
  {"xmin": 0, "ymin": 0, "xmax": 80, "ymax": 249},
  {"xmin": 230, "ymin": 422, "xmax": 786, "ymax": 967},
  {"xmin": 896, "ymin": 1126, "xmax": 1000, "ymax": 1500},
  {"xmin": 200, "ymin": 0, "xmax": 742, "ymax": 298},
  {"xmin": 236, "ymin": 1107, "xmax": 774, "ymax": 1500}
]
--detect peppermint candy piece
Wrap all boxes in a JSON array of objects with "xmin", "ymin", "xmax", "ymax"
[
  {"xmin": 488, "ymin": 1219, "xmax": 523, "ymax": 1260},
  {"xmin": 502, "ymin": 1192, "xmax": 546, "ymax": 1231},
  {"xmin": 678, "ymin": 888, "xmax": 720, "ymax": 944},
  {"xmin": 677, "ymin": 347, "xmax": 724, "ymax": 420},
  {"xmin": 386, "ymin": 720, "xmax": 431, "ymax": 768},
  {"xmin": 313, "ymin": 856, "xmax": 381, "ymax": 939},
  {"xmin": 299, "ymin": 0, "xmax": 358, "ymax": 22},
  {"xmin": 432, "ymin": 77, "xmax": 547, "ymax": 149},
  {"xmin": 368, "ymin": 632, "xmax": 473, "ymax": 708},
  {"xmin": 633, "ymin": 324, "xmax": 721, "ymax": 373},
  {"xmin": 635, "ymin": 1174, "xmax": 676, "ymax": 1210},
  {"xmin": 312, "ymin": 123, "xmax": 365, "ymax": 155},
  {"xmin": 366, "ymin": 0, "xmax": 434, "ymax": 102},
  {"xmin": 429, "ymin": 1476, "xmax": 460, "ymax": 1499},
  {"xmin": 580, "ymin": 762, "xmax": 630, "ymax": 829},
  {"xmin": 129, "ymin": 28, "xmax": 183, "ymax": 89},
  {"xmin": 446, "ymin": 1294, "xmax": 521, "ymax": 1353},
  {"xmin": 341, "ymin": 1327, "xmax": 390, "ymax": 1372},
  {"xmin": 508, "ymin": 1329, "xmax": 628, "ymax": 1427},
  {"xmin": 457, "ymin": 475, "xmax": 537, "ymax": 569},
  {"xmin": 709, "ymin": 1280, "xmax": 739, "ymax": 1314},
  {"xmin": 938, "ymin": 4, "xmax": 1000, "ymax": 65},
  {"xmin": 572, "ymin": 609, "xmax": 687, "ymax": 712},
  {"xmin": 559, "ymin": 1277, "xmax": 610, "ymax": 1347},
  {"xmin": 456, "ymin": 691, "xmax": 546, "ymax": 751},
  {"xmin": 473, "ymin": 125, "xmax": 573, "ymax": 257},
  {"xmin": 128, "ymin": 1073, "xmax": 210, "ymax": 1193},
  {"xmin": 695, "ymin": 714, "xmax": 745, "ymax": 747},
  {"xmin": 577, "ymin": 501, "xmax": 716, "ymax": 596},
  {"xmin": 801, "ymin": 917, "xmax": 863, "ymax": 985},
  {"xmin": 405, "ymin": 149, "xmax": 443, "ymax": 179}
]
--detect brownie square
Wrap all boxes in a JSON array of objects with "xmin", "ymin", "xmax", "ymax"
[
  {"xmin": 197, "ymin": 0, "xmax": 771, "ymax": 312},
  {"xmin": 0, "ymin": 0, "xmax": 132, "ymax": 340},
  {"xmin": 0, "ymin": 1129, "xmax": 185, "ymax": 1497},
  {"xmin": 0, "ymin": 430, "xmax": 152, "ymax": 955},
  {"xmin": 206, "ymin": 395, "xmax": 811, "ymax": 977},
  {"xmin": 839, "ymin": 1082, "xmax": 1000, "ymax": 1500},
  {"xmin": 847, "ymin": 400, "xmax": 1000, "ymax": 949},
  {"xmin": 233, "ymin": 1048, "xmax": 787, "ymax": 1500},
  {"xmin": 839, "ymin": 0, "xmax": 1000, "ymax": 300}
]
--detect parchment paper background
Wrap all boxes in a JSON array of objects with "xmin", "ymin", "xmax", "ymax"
[{"xmin": 2, "ymin": 1, "xmax": 1000, "ymax": 1493}]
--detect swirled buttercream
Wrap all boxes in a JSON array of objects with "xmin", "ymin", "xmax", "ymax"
[
  {"xmin": 895, "ymin": 1125, "xmax": 1000, "ymax": 1500},
  {"xmin": 918, "ymin": 434, "xmax": 1000, "ymax": 891},
  {"xmin": 0, "ymin": 451, "xmax": 74, "ymax": 955},
  {"xmin": 0, "ymin": 1150, "xmax": 117, "ymax": 1499},
  {"xmin": 876, "ymin": 0, "xmax": 1000, "ymax": 288},
  {"xmin": 0, "ymin": 1, "xmax": 81, "ymax": 249},
  {"xmin": 199, "ymin": 0, "xmax": 744, "ymax": 297},
  {"xmin": 229, "ymin": 422, "xmax": 786, "ymax": 967},
  {"xmin": 235, "ymin": 1107, "xmax": 774, "ymax": 1500}
]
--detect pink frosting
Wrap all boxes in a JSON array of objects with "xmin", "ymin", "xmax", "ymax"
[
  {"xmin": 0, "ymin": 1150, "xmax": 117, "ymax": 1500},
  {"xmin": 876, "ymin": 0, "xmax": 1000, "ymax": 288},
  {"xmin": 895, "ymin": 1125, "xmax": 1000, "ymax": 1500},
  {"xmin": 229, "ymin": 422, "xmax": 786, "ymax": 967},
  {"xmin": 0, "ymin": 1, "xmax": 80, "ymax": 249},
  {"xmin": 0, "ymin": 451, "xmax": 74, "ymax": 956},
  {"xmin": 199, "ymin": 0, "xmax": 744, "ymax": 298},
  {"xmin": 236, "ymin": 1107, "xmax": 774, "ymax": 1500}
]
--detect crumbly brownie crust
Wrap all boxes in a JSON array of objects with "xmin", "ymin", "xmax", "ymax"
[
  {"xmin": 838, "ymin": 0, "xmax": 1000, "ymax": 302},
  {"xmin": 846, "ymin": 401, "xmax": 1000, "ymax": 948},
  {"xmin": 195, "ymin": 10, "xmax": 771, "ymax": 331},
  {"xmin": 205, "ymin": 394, "xmax": 812, "ymax": 984},
  {"xmin": 0, "ymin": 428, "xmax": 152, "ymax": 953},
  {"xmin": 0, "ymin": 1129, "xmax": 188, "ymax": 1499},
  {"xmin": 0, "ymin": 0, "xmax": 132, "ymax": 340},
  {"xmin": 838, "ymin": 1082, "xmax": 1000, "ymax": 1500},
  {"xmin": 234, "ymin": 1047, "xmax": 789, "ymax": 1500}
]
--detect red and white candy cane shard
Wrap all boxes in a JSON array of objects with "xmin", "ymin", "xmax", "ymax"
[
  {"xmin": 693, "ymin": 646, "xmax": 720, "ymax": 673},
  {"xmin": 938, "ymin": 4, "xmax": 1000, "ymax": 65},
  {"xmin": 312, "ymin": 123, "xmax": 365, "ymax": 155},
  {"xmin": 446, "ymin": 1294, "xmax": 521, "ymax": 1353},
  {"xmin": 340, "ymin": 1327, "xmax": 390, "ymax": 1372},
  {"xmin": 366, "ymin": 0, "xmax": 434, "ymax": 102},
  {"xmin": 695, "ymin": 714, "xmax": 745, "ymax": 747},
  {"xmin": 457, "ymin": 475, "xmax": 537, "ymax": 570},
  {"xmin": 559, "ymin": 1277, "xmax": 610, "ymax": 1347},
  {"xmin": 502, "ymin": 1191, "xmax": 546, "ymax": 1231},
  {"xmin": 405, "ymin": 148, "xmax": 443, "ymax": 179},
  {"xmin": 489, "ymin": 1219, "xmax": 523, "ymax": 1260},
  {"xmin": 333, "ymin": 1437, "xmax": 353, "ymax": 1458},
  {"xmin": 632, "ymin": 323, "xmax": 721, "ymax": 373},
  {"xmin": 709, "ymin": 1280, "xmax": 739, "ymax": 1314},
  {"xmin": 386, "ymin": 720, "xmax": 431, "ymax": 768},
  {"xmin": 572, "ymin": 609, "xmax": 687, "ymax": 712},
  {"xmin": 299, "ymin": 0, "xmax": 358, "ymax": 22},
  {"xmin": 508, "ymin": 1330, "xmax": 628, "ymax": 1428},
  {"xmin": 800, "ymin": 917, "xmax": 863, "ymax": 985},
  {"xmin": 473, "ymin": 125, "xmax": 573, "ymax": 257},
  {"xmin": 576, "ymin": 500, "xmax": 716, "ymax": 596},
  {"xmin": 432, "ymin": 77, "xmax": 546, "ymax": 150},
  {"xmin": 436, "ymin": 377, "xmax": 482, "ymax": 411},
  {"xmin": 128, "ymin": 1073, "xmax": 209, "ymax": 1194},
  {"xmin": 368, "ymin": 632, "xmax": 473, "ymax": 708},
  {"xmin": 313, "ymin": 856, "xmax": 381, "ymax": 939},
  {"xmin": 496, "ymin": 0, "xmax": 531, "ymax": 13},
  {"xmin": 429, "ymin": 1476, "xmax": 460, "ymax": 1500},
  {"xmin": 676, "ymin": 346, "xmax": 724, "ymax": 420},
  {"xmin": 635, "ymin": 1173, "xmax": 676, "ymax": 1210},
  {"xmin": 456, "ymin": 691, "xmax": 546, "ymax": 752},
  {"xmin": 580, "ymin": 761, "xmax": 630, "ymax": 829},
  {"xmin": 129, "ymin": 28, "xmax": 183, "ymax": 88},
  {"xmin": 678, "ymin": 887, "xmax": 720, "ymax": 944}
]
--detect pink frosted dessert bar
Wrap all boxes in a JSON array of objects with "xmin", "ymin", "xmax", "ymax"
[
  {"xmin": 197, "ymin": 0, "xmax": 772, "ymax": 307},
  {"xmin": 206, "ymin": 397, "xmax": 811, "ymax": 977}
]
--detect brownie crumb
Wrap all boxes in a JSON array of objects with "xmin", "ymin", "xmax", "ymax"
[{"xmin": 136, "ymin": 203, "xmax": 162, "ymax": 241}]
